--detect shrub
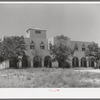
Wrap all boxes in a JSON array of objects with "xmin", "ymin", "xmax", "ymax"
[{"xmin": 63, "ymin": 61, "xmax": 70, "ymax": 68}]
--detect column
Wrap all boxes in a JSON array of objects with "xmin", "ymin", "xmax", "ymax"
[
  {"xmin": 79, "ymin": 59, "xmax": 81, "ymax": 67},
  {"xmin": 31, "ymin": 59, "xmax": 33, "ymax": 68},
  {"xmin": 94, "ymin": 62, "xmax": 96, "ymax": 68},
  {"xmin": 96, "ymin": 62, "xmax": 98, "ymax": 68},
  {"xmin": 19, "ymin": 60, "xmax": 22, "ymax": 68},
  {"xmin": 87, "ymin": 60, "xmax": 89, "ymax": 67},
  {"xmin": 5, "ymin": 60, "xmax": 9, "ymax": 68},
  {"xmin": 90, "ymin": 60, "xmax": 91, "ymax": 67},
  {"xmin": 42, "ymin": 59, "xmax": 44, "ymax": 67},
  {"xmin": 70, "ymin": 60, "xmax": 72, "ymax": 68},
  {"xmin": 18, "ymin": 56, "xmax": 22, "ymax": 68}
]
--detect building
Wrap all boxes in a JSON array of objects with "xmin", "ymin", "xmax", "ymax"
[
  {"xmin": 7, "ymin": 28, "xmax": 97, "ymax": 68},
  {"xmin": 23, "ymin": 28, "xmax": 52, "ymax": 68},
  {"xmin": 48, "ymin": 34, "xmax": 97, "ymax": 68}
]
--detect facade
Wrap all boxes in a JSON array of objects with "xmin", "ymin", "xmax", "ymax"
[
  {"xmin": 23, "ymin": 28, "xmax": 52, "ymax": 68},
  {"xmin": 7, "ymin": 28, "xmax": 97, "ymax": 68},
  {"xmin": 48, "ymin": 34, "xmax": 97, "ymax": 68}
]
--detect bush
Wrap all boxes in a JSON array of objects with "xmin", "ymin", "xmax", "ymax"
[{"xmin": 63, "ymin": 61, "xmax": 70, "ymax": 68}]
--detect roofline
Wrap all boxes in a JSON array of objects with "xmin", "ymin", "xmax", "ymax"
[
  {"xmin": 70, "ymin": 40, "xmax": 93, "ymax": 43},
  {"xmin": 26, "ymin": 28, "xmax": 46, "ymax": 32}
]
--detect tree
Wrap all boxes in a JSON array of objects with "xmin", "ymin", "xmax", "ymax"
[
  {"xmin": 51, "ymin": 42, "xmax": 71, "ymax": 68},
  {"xmin": 87, "ymin": 42, "xmax": 99, "ymax": 53},
  {"xmin": 86, "ymin": 42, "xmax": 100, "ymax": 67},
  {"xmin": 0, "ymin": 36, "xmax": 26, "ymax": 60}
]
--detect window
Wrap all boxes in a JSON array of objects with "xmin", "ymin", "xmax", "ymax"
[
  {"xmin": 74, "ymin": 44, "xmax": 78, "ymax": 51},
  {"xmin": 40, "ymin": 42, "xmax": 45, "ymax": 50},
  {"xmin": 82, "ymin": 44, "xmax": 85, "ymax": 51},
  {"xmin": 30, "ymin": 45, "xmax": 35, "ymax": 49},
  {"xmin": 30, "ymin": 41, "xmax": 35, "ymax": 49},
  {"xmin": 82, "ymin": 48, "xmax": 85, "ymax": 51},
  {"xmin": 35, "ymin": 30, "xmax": 41, "ymax": 34},
  {"xmin": 40, "ymin": 45, "xmax": 45, "ymax": 49}
]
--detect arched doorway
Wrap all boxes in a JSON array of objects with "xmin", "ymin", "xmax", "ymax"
[
  {"xmin": 33, "ymin": 56, "xmax": 42, "ymax": 67},
  {"xmin": 22, "ymin": 55, "xmax": 28, "ymax": 68},
  {"xmin": 9, "ymin": 57, "xmax": 18, "ymax": 68},
  {"xmin": 81, "ymin": 57, "xmax": 87, "ymax": 67},
  {"xmin": 72, "ymin": 57, "xmax": 79, "ymax": 67},
  {"xmin": 89, "ymin": 57, "xmax": 95, "ymax": 67},
  {"xmin": 44, "ymin": 56, "xmax": 52, "ymax": 68}
]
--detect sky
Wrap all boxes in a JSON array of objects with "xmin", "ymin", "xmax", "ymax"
[{"xmin": 0, "ymin": 3, "xmax": 100, "ymax": 45}]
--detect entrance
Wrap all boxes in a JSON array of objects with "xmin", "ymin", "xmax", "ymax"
[
  {"xmin": 81, "ymin": 57, "xmax": 87, "ymax": 67},
  {"xmin": 72, "ymin": 57, "xmax": 79, "ymax": 67},
  {"xmin": 44, "ymin": 56, "xmax": 52, "ymax": 68}
]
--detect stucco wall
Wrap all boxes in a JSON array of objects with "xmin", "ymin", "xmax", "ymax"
[
  {"xmin": 24, "ymin": 28, "xmax": 51, "ymax": 59},
  {"xmin": 70, "ymin": 41, "xmax": 92, "ymax": 51},
  {"xmin": 73, "ymin": 51, "xmax": 85, "ymax": 60},
  {"xmin": 25, "ymin": 38, "xmax": 48, "ymax": 51},
  {"xmin": 26, "ymin": 28, "xmax": 46, "ymax": 39}
]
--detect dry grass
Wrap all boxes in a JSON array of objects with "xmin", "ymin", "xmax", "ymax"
[{"xmin": 0, "ymin": 68, "xmax": 99, "ymax": 87}]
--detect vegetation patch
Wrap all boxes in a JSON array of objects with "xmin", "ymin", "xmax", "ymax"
[{"xmin": 0, "ymin": 68, "xmax": 99, "ymax": 87}]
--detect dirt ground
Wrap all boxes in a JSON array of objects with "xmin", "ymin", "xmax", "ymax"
[{"xmin": 0, "ymin": 67, "xmax": 100, "ymax": 88}]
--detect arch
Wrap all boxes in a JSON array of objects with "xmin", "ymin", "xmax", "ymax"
[
  {"xmin": 33, "ymin": 56, "xmax": 42, "ymax": 67},
  {"xmin": 22, "ymin": 55, "xmax": 29, "ymax": 68},
  {"xmin": 72, "ymin": 57, "xmax": 79, "ymax": 67},
  {"xmin": 81, "ymin": 57, "xmax": 87, "ymax": 67},
  {"xmin": 89, "ymin": 57, "xmax": 95, "ymax": 67},
  {"xmin": 44, "ymin": 55, "xmax": 52, "ymax": 68},
  {"xmin": 9, "ymin": 57, "xmax": 18, "ymax": 68}
]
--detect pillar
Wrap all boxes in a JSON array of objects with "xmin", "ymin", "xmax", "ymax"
[
  {"xmin": 42, "ymin": 59, "xmax": 44, "ymax": 67},
  {"xmin": 79, "ymin": 59, "xmax": 81, "ymax": 67},
  {"xmin": 70, "ymin": 60, "xmax": 72, "ymax": 68},
  {"xmin": 19, "ymin": 60, "xmax": 22, "ymax": 68},
  {"xmin": 96, "ymin": 62, "xmax": 98, "ymax": 68},
  {"xmin": 31, "ymin": 59, "xmax": 33, "ymax": 68},
  {"xmin": 18, "ymin": 55, "xmax": 22, "ymax": 68},
  {"xmin": 90, "ymin": 60, "xmax": 91, "ymax": 67},
  {"xmin": 5, "ymin": 60, "xmax": 9, "ymax": 68},
  {"xmin": 94, "ymin": 62, "xmax": 96, "ymax": 68},
  {"xmin": 87, "ymin": 60, "xmax": 89, "ymax": 67}
]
